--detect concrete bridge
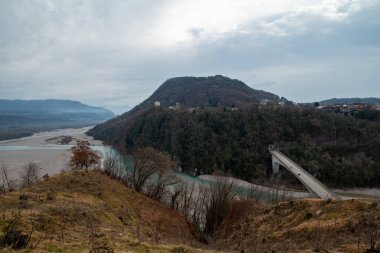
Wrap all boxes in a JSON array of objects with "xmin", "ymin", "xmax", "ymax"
[{"xmin": 269, "ymin": 146, "xmax": 339, "ymax": 200}]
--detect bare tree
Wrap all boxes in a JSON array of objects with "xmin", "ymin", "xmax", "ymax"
[
  {"xmin": 203, "ymin": 175, "xmax": 236, "ymax": 235},
  {"xmin": 20, "ymin": 162, "xmax": 41, "ymax": 188},
  {"xmin": 103, "ymin": 150, "xmax": 127, "ymax": 180},
  {"xmin": 357, "ymin": 210, "xmax": 379, "ymax": 252},
  {"xmin": 169, "ymin": 182, "xmax": 186, "ymax": 210},
  {"xmin": 190, "ymin": 184, "xmax": 209, "ymax": 226},
  {"xmin": 1, "ymin": 162, "xmax": 14, "ymax": 193},
  {"xmin": 129, "ymin": 147, "xmax": 174, "ymax": 193},
  {"xmin": 145, "ymin": 171, "xmax": 179, "ymax": 201}
]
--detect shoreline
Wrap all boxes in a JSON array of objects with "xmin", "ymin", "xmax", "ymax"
[
  {"xmin": 199, "ymin": 174, "xmax": 313, "ymax": 199},
  {"xmin": 200, "ymin": 175, "xmax": 380, "ymax": 200},
  {"xmin": 0, "ymin": 126, "xmax": 104, "ymax": 179}
]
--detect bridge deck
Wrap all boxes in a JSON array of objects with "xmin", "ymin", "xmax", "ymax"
[{"xmin": 271, "ymin": 150, "xmax": 338, "ymax": 200}]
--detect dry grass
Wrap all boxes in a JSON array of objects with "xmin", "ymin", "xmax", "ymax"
[
  {"xmin": 214, "ymin": 199, "xmax": 380, "ymax": 253},
  {"xmin": 0, "ymin": 170, "xmax": 214, "ymax": 253},
  {"xmin": 1, "ymin": 170, "xmax": 378, "ymax": 253}
]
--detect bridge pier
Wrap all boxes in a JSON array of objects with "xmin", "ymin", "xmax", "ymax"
[{"xmin": 272, "ymin": 160, "xmax": 279, "ymax": 174}]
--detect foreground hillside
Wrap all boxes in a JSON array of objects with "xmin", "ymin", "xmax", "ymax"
[
  {"xmin": 0, "ymin": 170, "xmax": 208, "ymax": 252},
  {"xmin": 0, "ymin": 99, "xmax": 114, "ymax": 140},
  {"xmin": 214, "ymin": 199, "xmax": 380, "ymax": 253},
  {"xmin": 0, "ymin": 170, "xmax": 379, "ymax": 252}
]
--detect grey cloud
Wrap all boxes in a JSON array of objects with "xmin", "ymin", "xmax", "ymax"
[{"xmin": 0, "ymin": 0, "xmax": 379, "ymax": 114}]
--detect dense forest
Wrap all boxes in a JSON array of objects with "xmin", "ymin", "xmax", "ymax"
[{"xmin": 90, "ymin": 104, "xmax": 380, "ymax": 188}]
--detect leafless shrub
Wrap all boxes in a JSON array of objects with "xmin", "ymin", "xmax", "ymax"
[
  {"xmin": 266, "ymin": 175, "xmax": 288, "ymax": 203},
  {"xmin": 130, "ymin": 147, "xmax": 175, "ymax": 193},
  {"xmin": 0, "ymin": 162, "xmax": 15, "ymax": 193},
  {"xmin": 20, "ymin": 162, "xmax": 41, "ymax": 188},
  {"xmin": 246, "ymin": 183, "xmax": 263, "ymax": 200},
  {"xmin": 189, "ymin": 185, "xmax": 209, "ymax": 227},
  {"xmin": 357, "ymin": 211, "xmax": 380, "ymax": 253},
  {"xmin": 203, "ymin": 175, "xmax": 237, "ymax": 235},
  {"xmin": 103, "ymin": 148, "xmax": 178, "ymax": 201},
  {"xmin": 169, "ymin": 182, "xmax": 186, "ymax": 210},
  {"xmin": 0, "ymin": 211, "xmax": 40, "ymax": 250},
  {"xmin": 145, "ymin": 171, "xmax": 179, "ymax": 201},
  {"xmin": 103, "ymin": 150, "xmax": 126, "ymax": 180},
  {"xmin": 168, "ymin": 182, "xmax": 208, "ymax": 226}
]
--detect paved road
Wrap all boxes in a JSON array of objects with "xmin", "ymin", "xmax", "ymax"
[{"xmin": 271, "ymin": 150, "xmax": 338, "ymax": 200}]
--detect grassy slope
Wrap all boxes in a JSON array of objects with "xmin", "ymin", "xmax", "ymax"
[
  {"xmin": 1, "ymin": 170, "xmax": 379, "ymax": 253},
  {"xmin": 214, "ymin": 199, "xmax": 380, "ymax": 253},
  {"xmin": 0, "ymin": 170, "xmax": 216, "ymax": 253}
]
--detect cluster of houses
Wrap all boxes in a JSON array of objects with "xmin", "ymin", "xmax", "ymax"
[
  {"xmin": 260, "ymin": 98, "xmax": 292, "ymax": 107},
  {"xmin": 153, "ymin": 101, "xmax": 239, "ymax": 112},
  {"xmin": 317, "ymin": 103, "xmax": 380, "ymax": 113}
]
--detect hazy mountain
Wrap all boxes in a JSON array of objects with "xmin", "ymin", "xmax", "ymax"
[
  {"xmin": 0, "ymin": 99, "xmax": 114, "ymax": 140},
  {"xmin": 319, "ymin": 97, "xmax": 380, "ymax": 105}
]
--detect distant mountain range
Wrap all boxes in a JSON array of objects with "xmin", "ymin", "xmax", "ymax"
[
  {"xmin": 0, "ymin": 99, "xmax": 114, "ymax": 140},
  {"xmin": 319, "ymin": 97, "xmax": 380, "ymax": 105}
]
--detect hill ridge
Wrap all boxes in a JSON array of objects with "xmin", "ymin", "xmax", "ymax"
[{"xmin": 88, "ymin": 75, "xmax": 281, "ymax": 144}]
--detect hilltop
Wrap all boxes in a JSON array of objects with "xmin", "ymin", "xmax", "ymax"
[
  {"xmin": 140, "ymin": 75, "xmax": 279, "ymax": 109},
  {"xmin": 0, "ymin": 170, "xmax": 208, "ymax": 252},
  {"xmin": 0, "ymin": 99, "xmax": 114, "ymax": 140},
  {"xmin": 88, "ymin": 75, "xmax": 281, "ymax": 142}
]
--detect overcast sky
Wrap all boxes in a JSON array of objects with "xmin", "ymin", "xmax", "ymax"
[{"xmin": 0, "ymin": 0, "xmax": 379, "ymax": 114}]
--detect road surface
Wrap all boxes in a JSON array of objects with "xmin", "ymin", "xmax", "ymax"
[{"xmin": 271, "ymin": 150, "xmax": 338, "ymax": 200}]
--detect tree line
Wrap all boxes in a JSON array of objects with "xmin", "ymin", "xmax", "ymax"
[{"xmin": 107, "ymin": 104, "xmax": 380, "ymax": 187}]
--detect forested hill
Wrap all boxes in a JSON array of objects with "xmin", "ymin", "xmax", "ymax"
[
  {"xmin": 319, "ymin": 97, "xmax": 380, "ymax": 105},
  {"xmin": 88, "ymin": 75, "xmax": 281, "ymax": 141},
  {"xmin": 142, "ymin": 75, "xmax": 280, "ymax": 108},
  {"xmin": 88, "ymin": 76, "xmax": 380, "ymax": 187},
  {"xmin": 99, "ymin": 105, "xmax": 380, "ymax": 187},
  {"xmin": 0, "ymin": 99, "xmax": 114, "ymax": 140}
]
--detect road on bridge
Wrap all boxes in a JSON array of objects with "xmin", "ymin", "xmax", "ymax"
[{"xmin": 271, "ymin": 150, "xmax": 338, "ymax": 200}]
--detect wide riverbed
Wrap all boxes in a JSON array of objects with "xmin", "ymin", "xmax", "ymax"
[
  {"xmin": 0, "ymin": 126, "xmax": 111, "ymax": 179},
  {"xmin": 0, "ymin": 127, "xmax": 311, "ymax": 201}
]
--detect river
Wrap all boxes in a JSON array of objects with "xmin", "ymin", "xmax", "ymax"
[{"xmin": 0, "ymin": 126, "xmax": 315, "ymax": 202}]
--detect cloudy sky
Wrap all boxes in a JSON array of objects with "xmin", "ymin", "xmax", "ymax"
[{"xmin": 0, "ymin": 0, "xmax": 379, "ymax": 114}]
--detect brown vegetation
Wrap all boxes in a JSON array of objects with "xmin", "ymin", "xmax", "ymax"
[
  {"xmin": 1, "ymin": 162, "xmax": 15, "ymax": 193},
  {"xmin": 214, "ymin": 199, "xmax": 380, "ymax": 253},
  {"xmin": 19, "ymin": 162, "xmax": 41, "ymax": 188},
  {"xmin": 0, "ymin": 170, "xmax": 202, "ymax": 252},
  {"xmin": 69, "ymin": 140, "xmax": 101, "ymax": 170}
]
